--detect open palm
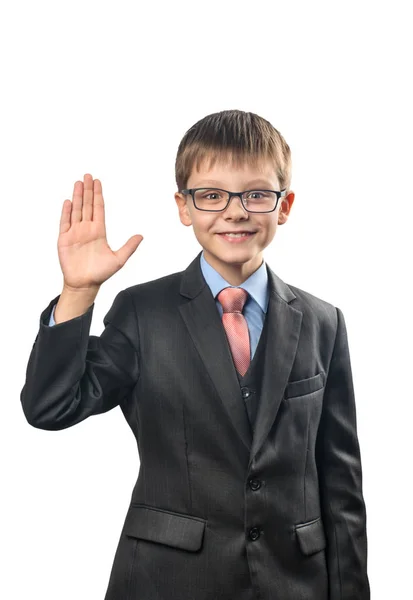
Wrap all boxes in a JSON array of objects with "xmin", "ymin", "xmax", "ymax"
[{"xmin": 57, "ymin": 174, "xmax": 143, "ymax": 291}]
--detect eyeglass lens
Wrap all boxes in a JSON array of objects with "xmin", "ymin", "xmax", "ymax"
[{"xmin": 193, "ymin": 189, "xmax": 277, "ymax": 212}]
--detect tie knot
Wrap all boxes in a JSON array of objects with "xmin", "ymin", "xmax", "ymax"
[{"xmin": 217, "ymin": 287, "xmax": 248, "ymax": 314}]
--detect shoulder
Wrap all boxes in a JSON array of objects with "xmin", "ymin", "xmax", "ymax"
[
  {"xmin": 287, "ymin": 281, "xmax": 335, "ymax": 312},
  {"xmin": 267, "ymin": 263, "xmax": 338, "ymax": 326},
  {"xmin": 284, "ymin": 281, "xmax": 339, "ymax": 334},
  {"xmin": 122, "ymin": 268, "xmax": 185, "ymax": 309}
]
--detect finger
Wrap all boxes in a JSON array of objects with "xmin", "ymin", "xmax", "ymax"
[
  {"xmin": 71, "ymin": 180, "xmax": 83, "ymax": 223},
  {"xmin": 82, "ymin": 173, "xmax": 93, "ymax": 221},
  {"xmin": 93, "ymin": 178, "xmax": 105, "ymax": 225},
  {"xmin": 114, "ymin": 235, "xmax": 143, "ymax": 267},
  {"xmin": 59, "ymin": 199, "xmax": 72, "ymax": 235}
]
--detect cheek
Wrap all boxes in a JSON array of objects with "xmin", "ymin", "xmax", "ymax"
[
  {"xmin": 259, "ymin": 219, "xmax": 278, "ymax": 241},
  {"xmin": 191, "ymin": 216, "xmax": 216, "ymax": 237},
  {"xmin": 198, "ymin": 217, "xmax": 218, "ymax": 232}
]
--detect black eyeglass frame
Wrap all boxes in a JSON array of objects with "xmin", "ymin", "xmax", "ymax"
[{"xmin": 180, "ymin": 188, "xmax": 288, "ymax": 213}]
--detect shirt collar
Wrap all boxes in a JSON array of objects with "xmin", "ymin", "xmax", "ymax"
[{"xmin": 200, "ymin": 250, "xmax": 269, "ymax": 313}]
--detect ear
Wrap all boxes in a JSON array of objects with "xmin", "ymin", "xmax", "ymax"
[
  {"xmin": 278, "ymin": 191, "xmax": 295, "ymax": 224},
  {"xmin": 175, "ymin": 192, "xmax": 193, "ymax": 226}
]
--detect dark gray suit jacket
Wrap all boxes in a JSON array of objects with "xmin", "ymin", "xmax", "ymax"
[{"xmin": 20, "ymin": 251, "xmax": 370, "ymax": 600}]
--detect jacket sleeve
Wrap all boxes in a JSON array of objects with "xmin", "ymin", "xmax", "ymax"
[
  {"xmin": 315, "ymin": 307, "xmax": 370, "ymax": 599},
  {"xmin": 20, "ymin": 288, "xmax": 140, "ymax": 430}
]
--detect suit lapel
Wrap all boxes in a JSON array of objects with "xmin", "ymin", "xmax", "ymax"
[
  {"xmin": 179, "ymin": 253, "xmax": 253, "ymax": 454},
  {"xmin": 249, "ymin": 270, "xmax": 302, "ymax": 465},
  {"xmin": 178, "ymin": 252, "xmax": 303, "ymax": 464}
]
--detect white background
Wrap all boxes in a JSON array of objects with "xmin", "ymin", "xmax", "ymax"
[{"xmin": 1, "ymin": 0, "xmax": 412, "ymax": 598}]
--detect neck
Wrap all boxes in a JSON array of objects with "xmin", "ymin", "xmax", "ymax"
[{"xmin": 203, "ymin": 250, "xmax": 263, "ymax": 286}]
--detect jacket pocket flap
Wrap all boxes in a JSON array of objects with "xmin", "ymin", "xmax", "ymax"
[
  {"xmin": 295, "ymin": 517, "xmax": 326, "ymax": 555},
  {"xmin": 124, "ymin": 503, "xmax": 206, "ymax": 552},
  {"xmin": 284, "ymin": 372, "xmax": 324, "ymax": 399}
]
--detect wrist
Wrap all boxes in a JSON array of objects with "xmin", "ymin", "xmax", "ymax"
[{"xmin": 62, "ymin": 283, "xmax": 100, "ymax": 297}]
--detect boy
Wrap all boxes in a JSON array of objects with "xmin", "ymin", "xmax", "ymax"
[{"xmin": 20, "ymin": 109, "xmax": 370, "ymax": 599}]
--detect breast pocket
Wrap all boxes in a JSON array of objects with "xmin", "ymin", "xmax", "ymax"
[{"xmin": 284, "ymin": 372, "xmax": 324, "ymax": 400}]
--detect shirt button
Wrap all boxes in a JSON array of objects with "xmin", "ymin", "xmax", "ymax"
[
  {"xmin": 249, "ymin": 527, "xmax": 261, "ymax": 541},
  {"xmin": 241, "ymin": 387, "xmax": 251, "ymax": 399},
  {"xmin": 249, "ymin": 478, "xmax": 262, "ymax": 491}
]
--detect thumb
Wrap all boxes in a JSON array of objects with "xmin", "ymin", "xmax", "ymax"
[{"xmin": 114, "ymin": 235, "xmax": 144, "ymax": 267}]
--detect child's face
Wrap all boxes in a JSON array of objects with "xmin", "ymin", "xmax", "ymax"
[{"xmin": 175, "ymin": 156, "xmax": 294, "ymax": 285}]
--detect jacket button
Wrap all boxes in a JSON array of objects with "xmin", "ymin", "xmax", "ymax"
[
  {"xmin": 249, "ymin": 527, "xmax": 261, "ymax": 541},
  {"xmin": 249, "ymin": 478, "xmax": 262, "ymax": 491},
  {"xmin": 241, "ymin": 387, "xmax": 251, "ymax": 399}
]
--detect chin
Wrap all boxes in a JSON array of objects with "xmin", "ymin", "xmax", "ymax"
[{"xmin": 211, "ymin": 248, "xmax": 260, "ymax": 264}]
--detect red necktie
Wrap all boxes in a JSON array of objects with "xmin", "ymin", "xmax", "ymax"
[{"xmin": 217, "ymin": 287, "xmax": 251, "ymax": 376}]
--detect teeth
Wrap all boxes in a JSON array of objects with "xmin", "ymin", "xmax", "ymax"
[{"xmin": 223, "ymin": 232, "xmax": 251, "ymax": 237}]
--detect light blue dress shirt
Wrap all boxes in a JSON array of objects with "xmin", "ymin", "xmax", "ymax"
[
  {"xmin": 199, "ymin": 251, "xmax": 269, "ymax": 359},
  {"xmin": 48, "ymin": 251, "xmax": 270, "ymax": 359}
]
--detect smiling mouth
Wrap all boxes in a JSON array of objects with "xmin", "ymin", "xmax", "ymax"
[
  {"xmin": 217, "ymin": 232, "xmax": 256, "ymax": 236},
  {"xmin": 216, "ymin": 232, "xmax": 257, "ymax": 244}
]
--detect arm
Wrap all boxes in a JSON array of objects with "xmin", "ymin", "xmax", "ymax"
[
  {"xmin": 316, "ymin": 307, "xmax": 370, "ymax": 599},
  {"xmin": 20, "ymin": 289, "xmax": 140, "ymax": 430}
]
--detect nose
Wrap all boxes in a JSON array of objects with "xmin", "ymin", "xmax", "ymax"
[{"xmin": 223, "ymin": 194, "xmax": 248, "ymax": 217}]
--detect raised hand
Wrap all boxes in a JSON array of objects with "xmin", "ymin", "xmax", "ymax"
[{"xmin": 57, "ymin": 174, "xmax": 143, "ymax": 292}]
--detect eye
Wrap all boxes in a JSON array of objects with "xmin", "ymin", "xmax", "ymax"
[
  {"xmin": 204, "ymin": 192, "xmax": 221, "ymax": 200},
  {"xmin": 246, "ymin": 191, "xmax": 264, "ymax": 199}
]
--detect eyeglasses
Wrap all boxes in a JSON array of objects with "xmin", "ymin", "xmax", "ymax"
[{"xmin": 180, "ymin": 188, "xmax": 287, "ymax": 213}]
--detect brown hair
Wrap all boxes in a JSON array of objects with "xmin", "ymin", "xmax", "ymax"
[{"xmin": 175, "ymin": 109, "xmax": 292, "ymax": 192}]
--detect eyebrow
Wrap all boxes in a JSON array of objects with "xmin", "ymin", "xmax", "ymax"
[{"xmin": 194, "ymin": 179, "xmax": 275, "ymax": 188}]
